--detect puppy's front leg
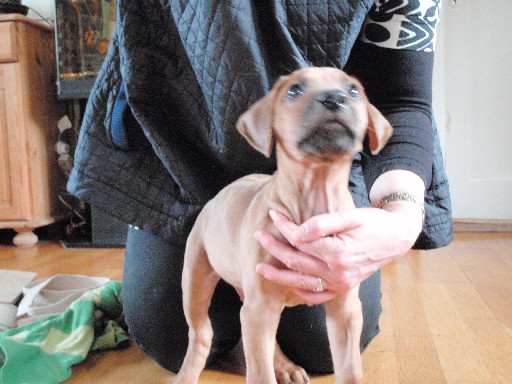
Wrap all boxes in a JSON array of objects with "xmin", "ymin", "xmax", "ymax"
[
  {"xmin": 171, "ymin": 238, "xmax": 220, "ymax": 384},
  {"xmin": 325, "ymin": 288, "xmax": 364, "ymax": 384},
  {"xmin": 241, "ymin": 295, "xmax": 281, "ymax": 384}
]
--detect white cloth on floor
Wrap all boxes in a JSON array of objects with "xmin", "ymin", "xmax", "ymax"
[
  {"xmin": 17, "ymin": 274, "xmax": 110, "ymax": 325},
  {"xmin": 0, "ymin": 303, "xmax": 17, "ymax": 332}
]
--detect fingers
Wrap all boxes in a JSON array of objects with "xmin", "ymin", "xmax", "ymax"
[
  {"xmin": 255, "ymin": 209, "xmax": 378, "ymax": 303},
  {"xmin": 266, "ymin": 211, "xmax": 351, "ymax": 263},
  {"xmin": 267, "ymin": 210, "xmax": 348, "ymax": 260},
  {"xmin": 255, "ymin": 263, "xmax": 336, "ymax": 305},
  {"xmin": 254, "ymin": 230, "xmax": 326, "ymax": 278},
  {"xmin": 267, "ymin": 210, "xmax": 302, "ymax": 247},
  {"xmin": 269, "ymin": 209, "xmax": 360, "ymax": 246},
  {"xmin": 254, "ymin": 229, "xmax": 344, "ymax": 304},
  {"xmin": 254, "ymin": 262, "xmax": 314, "ymax": 291},
  {"xmin": 255, "ymin": 228, "xmax": 380, "ymax": 293},
  {"xmin": 293, "ymin": 211, "xmax": 360, "ymax": 244}
]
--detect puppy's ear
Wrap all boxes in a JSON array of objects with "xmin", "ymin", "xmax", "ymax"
[
  {"xmin": 236, "ymin": 77, "xmax": 286, "ymax": 158},
  {"xmin": 367, "ymin": 104, "xmax": 393, "ymax": 155}
]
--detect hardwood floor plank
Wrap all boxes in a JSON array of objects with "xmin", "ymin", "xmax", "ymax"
[
  {"xmin": 395, "ymin": 336, "xmax": 446, "ymax": 384},
  {"xmin": 387, "ymin": 282, "xmax": 431, "ymax": 337},
  {"xmin": 417, "ymin": 283, "xmax": 493, "ymax": 383},
  {"xmin": 457, "ymin": 262, "xmax": 512, "ymax": 329},
  {"xmin": 465, "ymin": 318, "xmax": 512, "ymax": 383},
  {"xmin": 66, "ymin": 341, "xmax": 172, "ymax": 384},
  {"xmin": 383, "ymin": 260, "xmax": 447, "ymax": 383},
  {"xmin": 366, "ymin": 291, "xmax": 395, "ymax": 353},
  {"xmin": 406, "ymin": 248, "xmax": 470, "ymax": 284},
  {"xmin": 361, "ymin": 292, "xmax": 398, "ymax": 383},
  {"xmin": 382, "ymin": 254, "xmax": 417, "ymax": 286},
  {"xmin": 444, "ymin": 283, "xmax": 495, "ymax": 320},
  {"xmin": 361, "ymin": 350, "xmax": 399, "ymax": 384}
]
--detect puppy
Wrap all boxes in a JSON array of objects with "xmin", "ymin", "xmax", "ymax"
[{"xmin": 171, "ymin": 67, "xmax": 393, "ymax": 384}]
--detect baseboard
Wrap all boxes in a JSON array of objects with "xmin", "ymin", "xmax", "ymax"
[{"xmin": 453, "ymin": 219, "xmax": 512, "ymax": 232}]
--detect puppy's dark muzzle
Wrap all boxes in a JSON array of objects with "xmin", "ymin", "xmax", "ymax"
[
  {"xmin": 298, "ymin": 90, "xmax": 360, "ymax": 159},
  {"xmin": 315, "ymin": 90, "xmax": 347, "ymax": 112}
]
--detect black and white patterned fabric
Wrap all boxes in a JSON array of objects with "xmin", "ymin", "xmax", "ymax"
[{"xmin": 360, "ymin": 0, "xmax": 440, "ymax": 51}]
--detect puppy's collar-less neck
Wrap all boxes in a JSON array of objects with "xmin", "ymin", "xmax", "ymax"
[{"xmin": 270, "ymin": 151, "xmax": 354, "ymax": 223}]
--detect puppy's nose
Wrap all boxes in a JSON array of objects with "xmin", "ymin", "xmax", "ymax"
[{"xmin": 316, "ymin": 90, "xmax": 347, "ymax": 111}]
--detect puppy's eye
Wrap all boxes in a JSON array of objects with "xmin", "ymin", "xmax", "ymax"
[
  {"xmin": 287, "ymin": 84, "xmax": 305, "ymax": 99},
  {"xmin": 349, "ymin": 85, "xmax": 361, "ymax": 99}
]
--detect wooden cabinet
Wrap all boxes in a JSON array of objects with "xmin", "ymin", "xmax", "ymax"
[{"xmin": 0, "ymin": 15, "xmax": 66, "ymax": 246}]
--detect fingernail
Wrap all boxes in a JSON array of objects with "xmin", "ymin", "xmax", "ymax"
[
  {"xmin": 255, "ymin": 264, "xmax": 265, "ymax": 277},
  {"xmin": 253, "ymin": 231, "xmax": 262, "ymax": 242},
  {"xmin": 269, "ymin": 209, "xmax": 278, "ymax": 221}
]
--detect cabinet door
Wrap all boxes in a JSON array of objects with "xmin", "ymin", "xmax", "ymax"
[{"xmin": 0, "ymin": 64, "xmax": 31, "ymax": 220}]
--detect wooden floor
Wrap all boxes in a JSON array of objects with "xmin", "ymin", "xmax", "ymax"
[{"xmin": 1, "ymin": 232, "xmax": 512, "ymax": 383}]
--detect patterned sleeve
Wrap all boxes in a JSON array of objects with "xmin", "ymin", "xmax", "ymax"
[
  {"xmin": 346, "ymin": 0, "xmax": 441, "ymax": 191},
  {"xmin": 360, "ymin": 0, "xmax": 441, "ymax": 52}
]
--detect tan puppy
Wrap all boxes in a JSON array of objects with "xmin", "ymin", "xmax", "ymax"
[{"xmin": 171, "ymin": 67, "xmax": 393, "ymax": 384}]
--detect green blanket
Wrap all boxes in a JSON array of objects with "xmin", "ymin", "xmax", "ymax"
[{"xmin": 0, "ymin": 281, "xmax": 129, "ymax": 384}]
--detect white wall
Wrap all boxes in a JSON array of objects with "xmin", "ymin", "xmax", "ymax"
[
  {"xmin": 438, "ymin": 0, "xmax": 512, "ymax": 220},
  {"xmin": 22, "ymin": 0, "xmax": 55, "ymax": 23}
]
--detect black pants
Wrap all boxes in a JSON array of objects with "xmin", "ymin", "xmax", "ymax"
[{"xmin": 122, "ymin": 225, "xmax": 382, "ymax": 374}]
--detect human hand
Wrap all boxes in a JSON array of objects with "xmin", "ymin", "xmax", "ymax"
[{"xmin": 254, "ymin": 206, "xmax": 422, "ymax": 305}]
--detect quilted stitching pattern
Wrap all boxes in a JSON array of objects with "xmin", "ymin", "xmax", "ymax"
[
  {"xmin": 417, "ymin": 122, "xmax": 453, "ymax": 248},
  {"xmin": 68, "ymin": 0, "xmax": 452, "ymax": 248}
]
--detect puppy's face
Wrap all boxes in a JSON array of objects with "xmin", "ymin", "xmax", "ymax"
[
  {"xmin": 274, "ymin": 68, "xmax": 370, "ymax": 161},
  {"xmin": 237, "ymin": 67, "xmax": 393, "ymax": 162}
]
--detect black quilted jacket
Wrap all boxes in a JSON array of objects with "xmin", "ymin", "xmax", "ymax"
[{"xmin": 68, "ymin": 0, "xmax": 453, "ymax": 249}]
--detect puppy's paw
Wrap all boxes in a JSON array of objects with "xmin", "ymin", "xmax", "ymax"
[
  {"xmin": 274, "ymin": 345, "xmax": 310, "ymax": 384},
  {"xmin": 275, "ymin": 363, "xmax": 310, "ymax": 384}
]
